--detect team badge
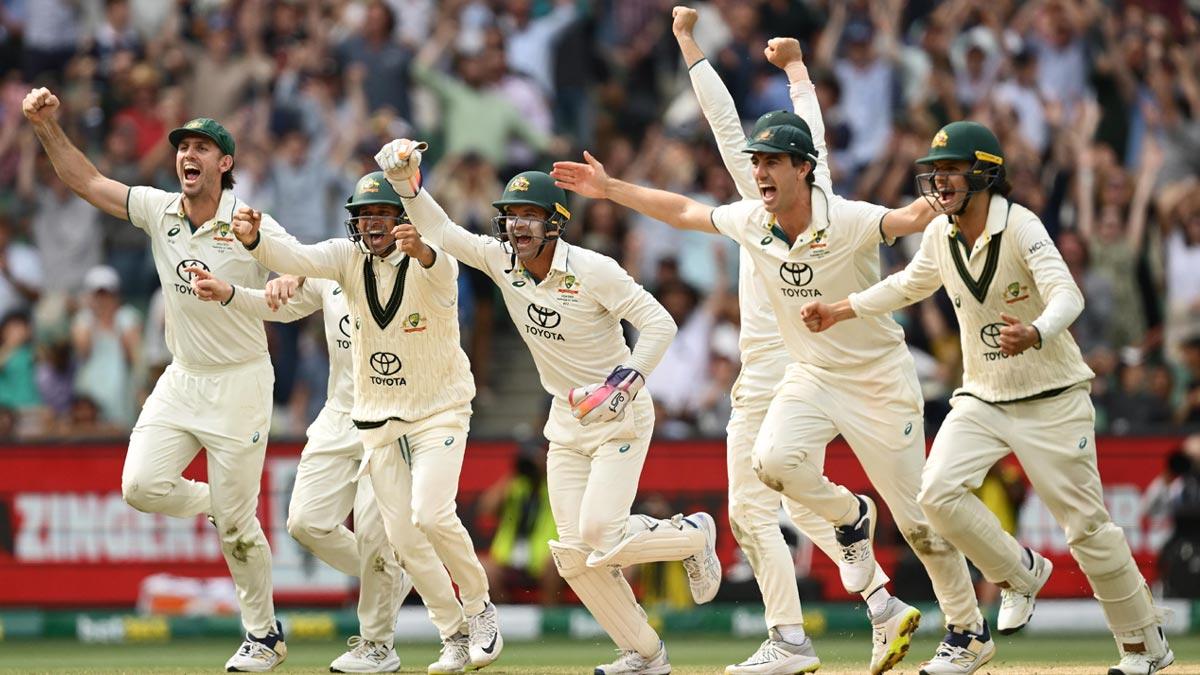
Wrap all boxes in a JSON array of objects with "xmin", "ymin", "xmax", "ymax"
[
  {"xmin": 932, "ymin": 129, "xmax": 949, "ymax": 148},
  {"xmin": 358, "ymin": 176, "xmax": 382, "ymax": 193},
  {"xmin": 508, "ymin": 175, "xmax": 531, "ymax": 192},
  {"xmin": 402, "ymin": 312, "xmax": 427, "ymax": 333}
]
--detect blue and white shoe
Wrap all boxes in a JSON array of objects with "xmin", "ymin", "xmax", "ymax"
[
  {"xmin": 225, "ymin": 619, "xmax": 287, "ymax": 672},
  {"xmin": 835, "ymin": 495, "xmax": 877, "ymax": 594},
  {"xmin": 919, "ymin": 620, "xmax": 995, "ymax": 675}
]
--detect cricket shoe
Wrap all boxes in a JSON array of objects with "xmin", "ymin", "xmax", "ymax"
[
  {"xmin": 467, "ymin": 602, "xmax": 503, "ymax": 669},
  {"xmin": 681, "ymin": 511, "xmax": 722, "ymax": 604},
  {"xmin": 1109, "ymin": 625, "xmax": 1175, "ymax": 674},
  {"xmin": 330, "ymin": 636, "xmax": 400, "ymax": 672},
  {"xmin": 996, "ymin": 548, "xmax": 1053, "ymax": 635},
  {"xmin": 427, "ymin": 633, "xmax": 470, "ymax": 674},
  {"xmin": 725, "ymin": 628, "xmax": 820, "ymax": 674},
  {"xmin": 226, "ymin": 619, "xmax": 287, "ymax": 672},
  {"xmin": 919, "ymin": 621, "xmax": 995, "ymax": 675},
  {"xmin": 595, "ymin": 641, "xmax": 671, "ymax": 675},
  {"xmin": 870, "ymin": 597, "xmax": 921, "ymax": 674},
  {"xmin": 835, "ymin": 494, "xmax": 878, "ymax": 593}
]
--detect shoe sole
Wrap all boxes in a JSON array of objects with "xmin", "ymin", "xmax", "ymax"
[
  {"xmin": 842, "ymin": 496, "xmax": 878, "ymax": 594},
  {"xmin": 872, "ymin": 607, "xmax": 921, "ymax": 675},
  {"xmin": 997, "ymin": 555, "xmax": 1054, "ymax": 636},
  {"xmin": 227, "ymin": 644, "xmax": 287, "ymax": 672},
  {"xmin": 1106, "ymin": 648, "xmax": 1176, "ymax": 675},
  {"xmin": 723, "ymin": 655, "xmax": 821, "ymax": 675}
]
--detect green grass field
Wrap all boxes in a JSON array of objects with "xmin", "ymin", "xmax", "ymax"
[{"xmin": 1, "ymin": 635, "xmax": 1197, "ymax": 674}]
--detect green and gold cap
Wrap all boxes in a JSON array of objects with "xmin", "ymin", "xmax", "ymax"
[
  {"xmin": 168, "ymin": 118, "xmax": 236, "ymax": 157},
  {"xmin": 916, "ymin": 121, "xmax": 1004, "ymax": 167},
  {"xmin": 743, "ymin": 124, "xmax": 817, "ymax": 162}
]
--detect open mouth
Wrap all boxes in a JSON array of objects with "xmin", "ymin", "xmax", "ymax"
[
  {"xmin": 759, "ymin": 185, "xmax": 777, "ymax": 202},
  {"xmin": 515, "ymin": 235, "xmax": 533, "ymax": 247},
  {"xmin": 183, "ymin": 164, "xmax": 201, "ymax": 184},
  {"xmin": 367, "ymin": 232, "xmax": 386, "ymax": 247}
]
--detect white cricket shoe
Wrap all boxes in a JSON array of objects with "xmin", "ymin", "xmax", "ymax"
[
  {"xmin": 725, "ymin": 628, "xmax": 820, "ymax": 674},
  {"xmin": 225, "ymin": 620, "xmax": 287, "ymax": 672},
  {"xmin": 1109, "ymin": 625, "xmax": 1175, "ymax": 674},
  {"xmin": 595, "ymin": 641, "xmax": 671, "ymax": 675},
  {"xmin": 681, "ymin": 511, "xmax": 722, "ymax": 604},
  {"xmin": 467, "ymin": 602, "xmax": 502, "ymax": 669},
  {"xmin": 835, "ymin": 495, "xmax": 877, "ymax": 594},
  {"xmin": 870, "ymin": 597, "xmax": 921, "ymax": 674},
  {"xmin": 427, "ymin": 633, "xmax": 470, "ymax": 674},
  {"xmin": 919, "ymin": 621, "xmax": 995, "ymax": 675},
  {"xmin": 996, "ymin": 548, "xmax": 1053, "ymax": 635},
  {"xmin": 330, "ymin": 636, "xmax": 400, "ymax": 673}
]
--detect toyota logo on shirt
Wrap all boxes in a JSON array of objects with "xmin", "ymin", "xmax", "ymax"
[
  {"xmin": 369, "ymin": 351, "xmax": 402, "ymax": 376},
  {"xmin": 779, "ymin": 262, "xmax": 814, "ymax": 287},
  {"xmin": 175, "ymin": 259, "xmax": 211, "ymax": 283},
  {"xmin": 527, "ymin": 304, "xmax": 562, "ymax": 329},
  {"xmin": 980, "ymin": 323, "xmax": 1004, "ymax": 350}
]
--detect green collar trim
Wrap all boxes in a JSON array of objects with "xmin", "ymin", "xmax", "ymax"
[
  {"xmin": 948, "ymin": 229, "xmax": 1002, "ymax": 303},
  {"xmin": 363, "ymin": 255, "xmax": 410, "ymax": 329}
]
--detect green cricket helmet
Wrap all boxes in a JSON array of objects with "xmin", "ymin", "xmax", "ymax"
[
  {"xmin": 491, "ymin": 171, "xmax": 571, "ymax": 255},
  {"xmin": 915, "ymin": 121, "xmax": 1006, "ymax": 212},
  {"xmin": 344, "ymin": 171, "xmax": 408, "ymax": 254},
  {"xmin": 751, "ymin": 110, "xmax": 813, "ymax": 139}
]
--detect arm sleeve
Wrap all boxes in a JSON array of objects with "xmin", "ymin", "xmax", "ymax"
[
  {"xmin": 1015, "ymin": 215, "xmax": 1084, "ymax": 341},
  {"xmin": 849, "ymin": 224, "xmax": 944, "ymax": 316},
  {"xmin": 419, "ymin": 243, "xmax": 460, "ymax": 309},
  {"xmin": 592, "ymin": 257, "xmax": 678, "ymax": 375},
  {"xmin": 249, "ymin": 215, "xmax": 351, "ymax": 282},
  {"xmin": 125, "ymin": 185, "xmax": 172, "ymax": 233},
  {"xmin": 225, "ymin": 281, "xmax": 323, "ymax": 323},
  {"xmin": 831, "ymin": 195, "xmax": 893, "ymax": 250},
  {"xmin": 787, "ymin": 79, "xmax": 833, "ymax": 195},
  {"xmin": 709, "ymin": 200, "xmax": 756, "ymax": 245},
  {"xmin": 402, "ymin": 189, "xmax": 499, "ymax": 275},
  {"xmin": 688, "ymin": 59, "xmax": 757, "ymax": 201}
]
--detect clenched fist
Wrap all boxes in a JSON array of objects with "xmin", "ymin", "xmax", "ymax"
[
  {"xmin": 765, "ymin": 37, "xmax": 804, "ymax": 71},
  {"xmin": 671, "ymin": 6, "xmax": 698, "ymax": 38},
  {"xmin": 391, "ymin": 221, "xmax": 434, "ymax": 266},
  {"xmin": 185, "ymin": 266, "xmax": 233, "ymax": 303},
  {"xmin": 374, "ymin": 139, "xmax": 428, "ymax": 198},
  {"xmin": 23, "ymin": 87, "xmax": 60, "ymax": 125},
  {"xmin": 231, "ymin": 206, "xmax": 263, "ymax": 247}
]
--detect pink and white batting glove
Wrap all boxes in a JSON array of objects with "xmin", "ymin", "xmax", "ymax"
[
  {"xmin": 567, "ymin": 366, "xmax": 644, "ymax": 426},
  {"xmin": 374, "ymin": 138, "xmax": 428, "ymax": 198}
]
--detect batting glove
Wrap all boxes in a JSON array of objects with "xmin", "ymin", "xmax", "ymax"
[
  {"xmin": 567, "ymin": 366, "xmax": 645, "ymax": 426},
  {"xmin": 374, "ymin": 138, "xmax": 428, "ymax": 198}
]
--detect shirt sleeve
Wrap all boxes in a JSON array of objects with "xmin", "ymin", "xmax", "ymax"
[
  {"xmin": 590, "ymin": 256, "xmax": 678, "ymax": 375},
  {"xmin": 418, "ymin": 243, "xmax": 459, "ymax": 310},
  {"xmin": 850, "ymin": 223, "xmax": 944, "ymax": 316},
  {"xmin": 125, "ymin": 185, "xmax": 172, "ymax": 233},
  {"xmin": 1014, "ymin": 213, "xmax": 1084, "ymax": 341},
  {"xmin": 787, "ymin": 79, "xmax": 833, "ymax": 195},
  {"xmin": 688, "ymin": 59, "xmax": 757, "ymax": 202},
  {"xmin": 709, "ymin": 200, "xmax": 759, "ymax": 246},
  {"xmin": 225, "ymin": 279, "xmax": 324, "ymax": 323},
  {"xmin": 248, "ymin": 214, "xmax": 352, "ymax": 283},
  {"xmin": 403, "ymin": 189, "xmax": 502, "ymax": 277},
  {"xmin": 830, "ymin": 195, "xmax": 893, "ymax": 250}
]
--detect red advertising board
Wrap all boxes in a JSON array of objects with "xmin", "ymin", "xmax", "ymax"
[{"xmin": 0, "ymin": 436, "xmax": 1183, "ymax": 607}]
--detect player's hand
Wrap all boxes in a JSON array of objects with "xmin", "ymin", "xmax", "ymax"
[
  {"xmin": 265, "ymin": 275, "xmax": 304, "ymax": 311},
  {"xmin": 801, "ymin": 301, "xmax": 838, "ymax": 332},
  {"xmin": 185, "ymin": 266, "xmax": 233, "ymax": 303},
  {"xmin": 231, "ymin": 206, "xmax": 263, "ymax": 247},
  {"xmin": 671, "ymin": 6, "xmax": 698, "ymax": 38},
  {"xmin": 392, "ymin": 220, "xmax": 432, "ymax": 262},
  {"xmin": 567, "ymin": 366, "xmax": 644, "ymax": 426},
  {"xmin": 374, "ymin": 138, "xmax": 428, "ymax": 198},
  {"xmin": 998, "ymin": 313, "xmax": 1040, "ymax": 356},
  {"xmin": 550, "ymin": 151, "xmax": 609, "ymax": 199},
  {"xmin": 22, "ymin": 87, "xmax": 60, "ymax": 125},
  {"xmin": 765, "ymin": 37, "xmax": 804, "ymax": 71}
]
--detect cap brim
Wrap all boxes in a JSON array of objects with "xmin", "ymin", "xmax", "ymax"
[
  {"xmin": 492, "ymin": 197, "xmax": 552, "ymax": 210},
  {"xmin": 742, "ymin": 142, "xmax": 793, "ymax": 155}
]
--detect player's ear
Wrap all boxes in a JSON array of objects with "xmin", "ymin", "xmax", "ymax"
[{"xmin": 218, "ymin": 154, "xmax": 234, "ymax": 173}]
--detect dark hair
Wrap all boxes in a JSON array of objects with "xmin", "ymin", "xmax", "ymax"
[
  {"xmin": 788, "ymin": 155, "xmax": 818, "ymax": 185},
  {"xmin": 221, "ymin": 166, "xmax": 236, "ymax": 190}
]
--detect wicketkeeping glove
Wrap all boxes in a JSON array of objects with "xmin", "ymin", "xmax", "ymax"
[
  {"xmin": 567, "ymin": 366, "xmax": 645, "ymax": 426},
  {"xmin": 374, "ymin": 138, "xmax": 428, "ymax": 198}
]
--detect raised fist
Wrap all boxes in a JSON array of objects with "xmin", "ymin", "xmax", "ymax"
[{"xmin": 22, "ymin": 87, "xmax": 60, "ymax": 125}]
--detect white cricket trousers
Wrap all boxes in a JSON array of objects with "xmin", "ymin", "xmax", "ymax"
[
  {"xmin": 751, "ymin": 350, "xmax": 980, "ymax": 628},
  {"xmin": 727, "ymin": 354, "xmax": 889, "ymax": 630},
  {"xmin": 919, "ymin": 387, "xmax": 1158, "ymax": 635},
  {"xmin": 121, "ymin": 358, "xmax": 276, "ymax": 636},
  {"xmin": 365, "ymin": 406, "xmax": 491, "ymax": 619},
  {"xmin": 286, "ymin": 406, "xmax": 466, "ymax": 642}
]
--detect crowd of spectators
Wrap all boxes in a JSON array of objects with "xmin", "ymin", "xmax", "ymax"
[{"xmin": 0, "ymin": 0, "xmax": 1198, "ymax": 442}]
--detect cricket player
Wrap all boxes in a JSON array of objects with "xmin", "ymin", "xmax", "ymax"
[
  {"xmin": 23, "ymin": 88, "xmax": 285, "ymax": 671},
  {"xmin": 551, "ymin": 39, "xmax": 985, "ymax": 673},
  {"xmin": 800, "ymin": 121, "xmax": 1175, "ymax": 675},
  {"xmin": 670, "ymin": 12, "xmax": 919, "ymax": 673},
  {"xmin": 188, "ymin": 254, "xmax": 475, "ymax": 672},
  {"xmin": 374, "ymin": 140, "xmax": 722, "ymax": 675},
  {"xmin": 228, "ymin": 172, "xmax": 503, "ymax": 671}
]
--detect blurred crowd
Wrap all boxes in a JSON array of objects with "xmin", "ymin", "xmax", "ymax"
[{"xmin": 0, "ymin": 0, "xmax": 1198, "ymax": 442}]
